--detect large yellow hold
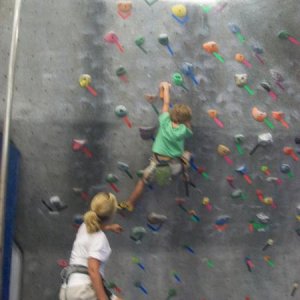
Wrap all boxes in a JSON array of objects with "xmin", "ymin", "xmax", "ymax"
[{"xmin": 171, "ymin": 4, "xmax": 187, "ymax": 18}]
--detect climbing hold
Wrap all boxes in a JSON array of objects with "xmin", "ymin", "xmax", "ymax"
[
  {"xmin": 181, "ymin": 62, "xmax": 199, "ymax": 85},
  {"xmin": 260, "ymin": 81, "xmax": 278, "ymax": 101},
  {"xmin": 262, "ymin": 238, "xmax": 274, "ymax": 251},
  {"xmin": 147, "ymin": 212, "xmax": 167, "ymax": 225},
  {"xmin": 291, "ymin": 282, "xmax": 299, "ymax": 296},
  {"xmin": 116, "ymin": 66, "xmax": 128, "ymax": 83},
  {"xmin": 183, "ymin": 244, "xmax": 195, "ymax": 254},
  {"xmin": 261, "ymin": 165, "xmax": 271, "ymax": 176},
  {"xmin": 251, "ymin": 108, "xmax": 274, "ymax": 129},
  {"xmin": 245, "ymin": 257, "xmax": 254, "ymax": 272},
  {"xmin": 114, "ymin": 105, "xmax": 132, "ymax": 128},
  {"xmin": 278, "ymin": 30, "xmax": 300, "ymax": 46},
  {"xmin": 215, "ymin": 215, "xmax": 230, "ymax": 226},
  {"xmin": 171, "ymin": 4, "xmax": 187, "ymax": 18},
  {"xmin": 104, "ymin": 31, "xmax": 124, "ymax": 53},
  {"xmin": 42, "ymin": 196, "xmax": 67, "ymax": 213},
  {"xmin": 135, "ymin": 36, "xmax": 147, "ymax": 54},
  {"xmin": 72, "ymin": 139, "xmax": 93, "ymax": 158},
  {"xmin": 256, "ymin": 212, "xmax": 270, "ymax": 224},
  {"xmin": 234, "ymin": 134, "xmax": 245, "ymax": 155},
  {"xmin": 272, "ymin": 111, "xmax": 289, "ymax": 128},
  {"xmin": 228, "ymin": 23, "xmax": 245, "ymax": 43},
  {"xmin": 270, "ymin": 69, "xmax": 285, "ymax": 91},
  {"xmin": 202, "ymin": 197, "xmax": 212, "ymax": 211},
  {"xmin": 79, "ymin": 74, "xmax": 98, "ymax": 96},
  {"xmin": 203, "ymin": 257, "xmax": 214, "ymax": 268},
  {"xmin": 202, "ymin": 41, "xmax": 224, "ymax": 62},
  {"xmin": 280, "ymin": 163, "xmax": 294, "ymax": 178},
  {"xmin": 130, "ymin": 226, "xmax": 146, "ymax": 242},
  {"xmin": 117, "ymin": 161, "xmax": 133, "ymax": 179},
  {"xmin": 73, "ymin": 214, "xmax": 83, "ymax": 227},
  {"xmin": 132, "ymin": 257, "xmax": 145, "ymax": 271},
  {"xmin": 234, "ymin": 74, "xmax": 254, "ymax": 95},
  {"xmin": 235, "ymin": 53, "xmax": 252, "ymax": 68},
  {"xmin": 231, "ymin": 189, "xmax": 245, "ymax": 200},
  {"xmin": 106, "ymin": 174, "xmax": 120, "ymax": 193},
  {"xmin": 249, "ymin": 132, "xmax": 273, "ymax": 155},
  {"xmin": 226, "ymin": 176, "xmax": 235, "ymax": 189},
  {"xmin": 234, "ymin": 73, "xmax": 248, "ymax": 87},
  {"xmin": 172, "ymin": 73, "xmax": 188, "ymax": 91},
  {"xmin": 107, "ymin": 282, "xmax": 122, "ymax": 294},
  {"xmin": 263, "ymin": 197, "xmax": 276, "ymax": 208},
  {"xmin": 266, "ymin": 176, "xmax": 282, "ymax": 185},
  {"xmin": 256, "ymin": 189, "xmax": 264, "ymax": 203},
  {"xmin": 235, "ymin": 165, "xmax": 252, "ymax": 184},
  {"xmin": 283, "ymin": 147, "xmax": 299, "ymax": 161},
  {"xmin": 171, "ymin": 4, "xmax": 189, "ymax": 25},
  {"xmin": 57, "ymin": 259, "xmax": 69, "ymax": 268},
  {"xmin": 264, "ymin": 256, "xmax": 275, "ymax": 267},
  {"xmin": 158, "ymin": 33, "xmax": 174, "ymax": 56},
  {"xmin": 134, "ymin": 281, "xmax": 148, "ymax": 295},
  {"xmin": 117, "ymin": 0, "xmax": 132, "ymax": 19},
  {"xmin": 177, "ymin": 199, "xmax": 200, "ymax": 222},
  {"xmin": 171, "ymin": 271, "xmax": 181, "ymax": 283},
  {"xmin": 207, "ymin": 110, "xmax": 224, "ymax": 128},
  {"xmin": 251, "ymin": 42, "xmax": 265, "ymax": 64},
  {"xmin": 217, "ymin": 145, "xmax": 230, "ymax": 156},
  {"xmin": 217, "ymin": 145, "xmax": 233, "ymax": 165}
]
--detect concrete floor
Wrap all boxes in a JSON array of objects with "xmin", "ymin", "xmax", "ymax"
[{"xmin": 0, "ymin": 0, "xmax": 300, "ymax": 299}]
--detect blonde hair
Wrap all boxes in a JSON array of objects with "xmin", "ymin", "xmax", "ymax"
[
  {"xmin": 170, "ymin": 104, "xmax": 192, "ymax": 124},
  {"xmin": 84, "ymin": 192, "xmax": 117, "ymax": 234}
]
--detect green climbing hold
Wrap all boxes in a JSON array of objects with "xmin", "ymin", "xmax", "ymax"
[{"xmin": 278, "ymin": 30, "xmax": 290, "ymax": 39}]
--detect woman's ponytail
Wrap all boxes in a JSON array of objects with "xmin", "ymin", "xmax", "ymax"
[{"xmin": 84, "ymin": 210, "xmax": 102, "ymax": 233}]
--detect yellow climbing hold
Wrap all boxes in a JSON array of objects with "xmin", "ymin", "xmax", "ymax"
[
  {"xmin": 171, "ymin": 4, "xmax": 187, "ymax": 18},
  {"xmin": 79, "ymin": 74, "xmax": 92, "ymax": 88}
]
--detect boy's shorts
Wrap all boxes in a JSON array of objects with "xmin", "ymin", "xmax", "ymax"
[{"xmin": 142, "ymin": 151, "xmax": 191, "ymax": 184}]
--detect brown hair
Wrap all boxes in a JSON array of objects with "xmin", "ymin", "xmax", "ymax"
[
  {"xmin": 84, "ymin": 192, "xmax": 117, "ymax": 233},
  {"xmin": 170, "ymin": 104, "xmax": 192, "ymax": 124}
]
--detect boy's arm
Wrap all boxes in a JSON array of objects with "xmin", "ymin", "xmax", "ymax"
[{"xmin": 160, "ymin": 82, "xmax": 171, "ymax": 113}]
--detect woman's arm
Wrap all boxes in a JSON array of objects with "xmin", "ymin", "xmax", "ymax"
[
  {"xmin": 102, "ymin": 224, "xmax": 123, "ymax": 233},
  {"xmin": 88, "ymin": 258, "xmax": 108, "ymax": 300}
]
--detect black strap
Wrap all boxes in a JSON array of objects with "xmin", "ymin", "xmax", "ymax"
[{"xmin": 154, "ymin": 153, "xmax": 170, "ymax": 166}]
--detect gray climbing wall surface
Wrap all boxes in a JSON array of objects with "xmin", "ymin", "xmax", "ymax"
[{"xmin": 1, "ymin": 0, "xmax": 300, "ymax": 299}]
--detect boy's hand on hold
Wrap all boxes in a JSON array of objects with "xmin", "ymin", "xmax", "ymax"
[{"xmin": 160, "ymin": 81, "xmax": 171, "ymax": 91}]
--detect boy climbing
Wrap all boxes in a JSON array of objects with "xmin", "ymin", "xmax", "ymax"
[{"xmin": 118, "ymin": 81, "xmax": 193, "ymax": 212}]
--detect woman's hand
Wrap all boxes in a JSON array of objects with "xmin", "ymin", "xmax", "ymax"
[{"xmin": 103, "ymin": 224, "xmax": 123, "ymax": 233}]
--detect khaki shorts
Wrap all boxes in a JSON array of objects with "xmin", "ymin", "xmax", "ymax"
[
  {"xmin": 59, "ymin": 283, "xmax": 117, "ymax": 300},
  {"xmin": 143, "ymin": 152, "xmax": 191, "ymax": 184}
]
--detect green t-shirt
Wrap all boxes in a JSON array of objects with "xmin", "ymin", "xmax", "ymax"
[{"xmin": 152, "ymin": 112, "xmax": 193, "ymax": 158}]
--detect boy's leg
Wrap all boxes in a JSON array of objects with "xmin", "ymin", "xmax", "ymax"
[
  {"xmin": 126, "ymin": 179, "xmax": 145, "ymax": 208},
  {"xmin": 119, "ymin": 158, "xmax": 156, "ymax": 211}
]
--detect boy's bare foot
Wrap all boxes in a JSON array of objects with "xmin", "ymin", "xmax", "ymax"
[{"xmin": 118, "ymin": 201, "xmax": 134, "ymax": 212}]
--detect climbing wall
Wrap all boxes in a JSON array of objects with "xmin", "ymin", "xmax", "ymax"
[{"xmin": 5, "ymin": 0, "xmax": 300, "ymax": 299}]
